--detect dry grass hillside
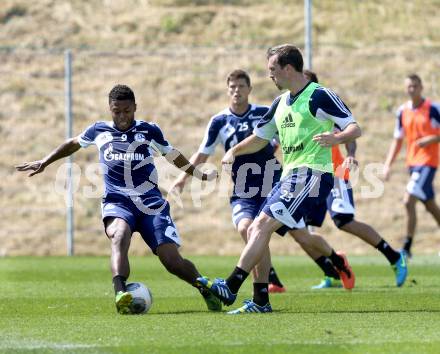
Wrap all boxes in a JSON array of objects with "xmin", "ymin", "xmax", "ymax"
[{"xmin": 1, "ymin": 0, "xmax": 440, "ymax": 256}]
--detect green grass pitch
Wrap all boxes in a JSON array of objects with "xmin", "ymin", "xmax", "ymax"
[{"xmin": 1, "ymin": 255, "xmax": 439, "ymax": 354}]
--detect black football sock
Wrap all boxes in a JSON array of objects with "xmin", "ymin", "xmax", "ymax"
[
  {"xmin": 226, "ymin": 267, "xmax": 249, "ymax": 294},
  {"xmin": 113, "ymin": 275, "xmax": 127, "ymax": 294},
  {"xmin": 376, "ymin": 239, "xmax": 400, "ymax": 265},
  {"xmin": 194, "ymin": 281, "xmax": 213, "ymax": 298},
  {"xmin": 197, "ymin": 287, "xmax": 211, "ymax": 298},
  {"xmin": 314, "ymin": 256, "xmax": 340, "ymax": 279},
  {"xmin": 268, "ymin": 267, "xmax": 284, "ymax": 287},
  {"xmin": 329, "ymin": 250, "xmax": 345, "ymax": 270},
  {"xmin": 253, "ymin": 283, "xmax": 269, "ymax": 306},
  {"xmin": 403, "ymin": 237, "xmax": 413, "ymax": 254}
]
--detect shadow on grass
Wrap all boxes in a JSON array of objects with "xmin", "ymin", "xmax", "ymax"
[
  {"xmin": 148, "ymin": 308, "xmax": 289, "ymax": 315},
  {"xmin": 148, "ymin": 309, "xmax": 214, "ymax": 315}
]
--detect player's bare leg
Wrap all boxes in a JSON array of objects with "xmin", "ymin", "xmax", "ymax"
[
  {"xmin": 236, "ymin": 213, "xmax": 279, "ymax": 273},
  {"xmin": 289, "ymin": 228, "xmax": 355, "ymax": 289},
  {"xmin": 341, "ymin": 220, "xmax": 381, "ymax": 246},
  {"xmin": 237, "ymin": 218, "xmax": 285, "ymax": 293},
  {"xmin": 403, "ymin": 193, "xmax": 417, "ymax": 256},
  {"xmin": 238, "ymin": 219, "xmax": 271, "ymax": 282},
  {"xmin": 105, "ymin": 217, "xmax": 133, "ymax": 314},
  {"xmin": 156, "ymin": 243, "xmax": 200, "ymax": 284},
  {"xmin": 301, "ymin": 228, "xmax": 342, "ymax": 286},
  {"xmin": 341, "ymin": 220, "xmax": 402, "ymax": 263},
  {"xmin": 290, "ymin": 228, "xmax": 333, "ymax": 257},
  {"xmin": 237, "ymin": 219, "xmax": 259, "ymax": 280},
  {"xmin": 340, "ymin": 220, "xmax": 406, "ymax": 286},
  {"xmin": 424, "ymin": 199, "xmax": 440, "ymax": 226},
  {"xmin": 105, "ymin": 217, "xmax": 132, "ymax": 279},
  {"xmin": 156, "ymin": 243, "xmax": 222, "ymax": 311}
]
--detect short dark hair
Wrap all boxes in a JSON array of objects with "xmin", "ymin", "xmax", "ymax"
[
  {"xmin": 227, "ymin": 69, "xmax": 251, "ymax": 87},
  {"xmin": 304, "ymin": 70, "xmax": 319, "ymax": 83},
  {"xmin": 406, "ymin": 73, "xmax": 422, "ymax": 85},
  {"xmin": 267, "ymin": 44, "xmax": 303, "ymax": 72},
  {"xmin": 108, "ymin": 85, "xmax": 136, "ymax": 103}
]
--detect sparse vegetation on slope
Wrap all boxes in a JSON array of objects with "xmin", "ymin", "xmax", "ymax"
[{"xmin": 1, "ymin": 0, "xmax": 439, "ymax": 255}]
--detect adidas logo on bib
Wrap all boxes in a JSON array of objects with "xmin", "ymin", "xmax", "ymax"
[{"xmin": 281, "ymin": 113, "xmax": 295, "ymax": 128}]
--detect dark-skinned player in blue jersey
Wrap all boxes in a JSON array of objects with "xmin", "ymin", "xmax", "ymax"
[{"xmin": 16, "ymin": 85, "xmax": 222, "ymax": 314}]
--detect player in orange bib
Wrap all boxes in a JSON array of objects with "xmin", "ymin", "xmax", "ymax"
[
  {"xmin": 304, "ymin": 70, "xmax": 408, "ymax": 288},
  {"xmin": 384, "ymin": 74, "xmax": 440, "ymax": 257}
]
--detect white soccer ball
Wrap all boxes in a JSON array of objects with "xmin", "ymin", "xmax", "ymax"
[{"xmin": 126, "ymin": 282, "xmax": 153, "ymax": 314}]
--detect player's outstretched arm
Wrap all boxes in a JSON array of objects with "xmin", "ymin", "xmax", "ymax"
[
  {"xmin": 221, "ymin": 134, "xmax": 269, "ymax": 168},
  {"xmin": 383, "ymin": 138, "xmax": 403, "ymax": 180},
  {"xmin": 164, "ymin": 149, "xmax": 217, "ymax": 181},
  {"xmin": 170, "ymin": 152, "xmax": 210, "ymax": 193},
  {"xmin": 15, "ymin": 138, "xmax": 81, "ymax": 177}
]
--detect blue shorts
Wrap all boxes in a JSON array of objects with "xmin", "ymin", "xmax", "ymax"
[
  {"xmin": 101, "ymin": 193, "xmax": 180, "ymax": 254},
  {"xmin": 230, "ymin": 197, "xmax": 287, "ymax": 236},
  {"xmin": 306, "ymin": 177, "xmax": 355, "ymax": 228},
  {"xmin": 407, "ymin": 166, "xmax": 436, "ymax": 202},
  {"xmin": 230, "ymin": 197, "xmax": 266, "ymax": 226},
  {"xmin": 260, "ymin": 168, "xmax": 334, "ymax": 233}
]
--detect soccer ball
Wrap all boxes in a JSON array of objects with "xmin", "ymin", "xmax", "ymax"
[{"xmin": 126, "ymin": 282, "xmax": 153, "ymax": 314}]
